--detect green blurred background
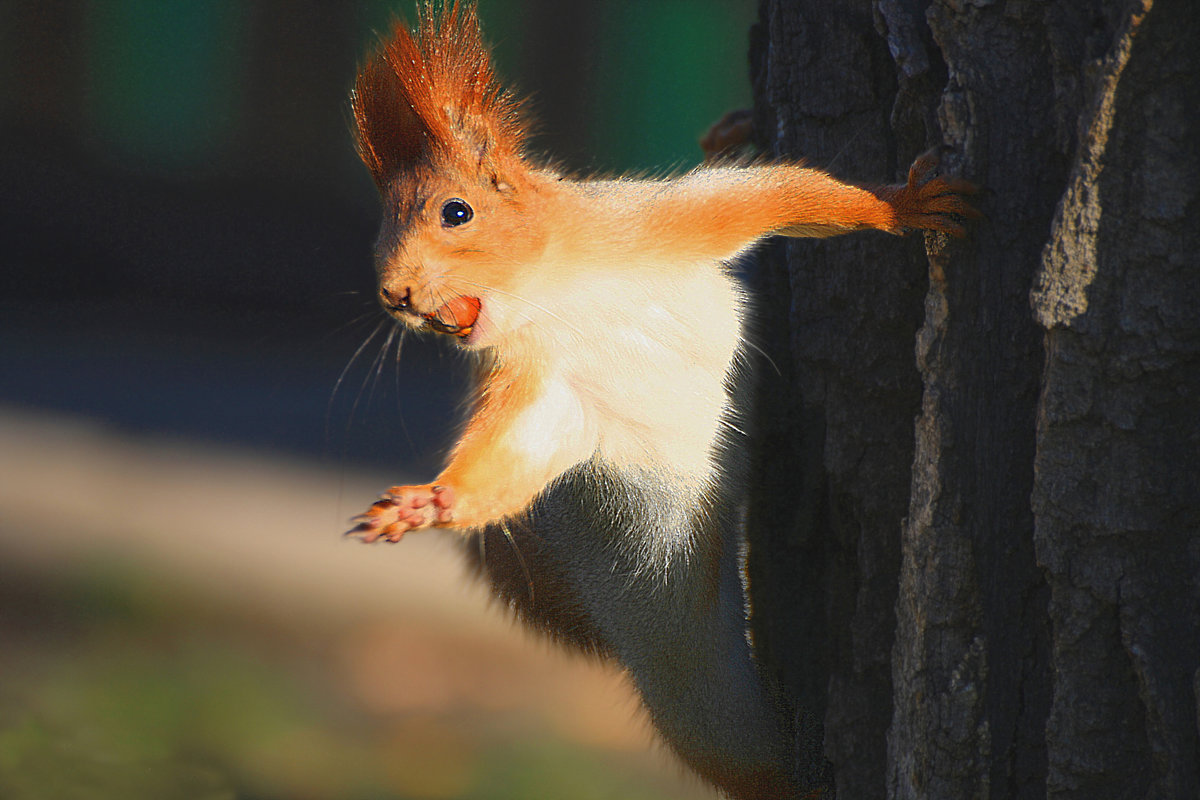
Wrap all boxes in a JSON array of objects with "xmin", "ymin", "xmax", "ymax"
[
  {"xmin": 2, "ymin": 0, "xmax": 756, "ymax": 466},
  {"xmin": 0, "ymin": 2, "xmax": 756, "ymax": 798}
]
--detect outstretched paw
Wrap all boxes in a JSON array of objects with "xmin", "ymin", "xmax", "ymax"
[
  {"xmin": 886, "ymin": 147, "xmax": 982, "ymax": 237},
  {"xmin": 346, "ymin": 483, "xmax": 456, "ymax": 543}
]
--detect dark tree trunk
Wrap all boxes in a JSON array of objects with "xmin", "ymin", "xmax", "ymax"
[{"xmin": 745, "ymin": 1, "xmax": 1200, "ymax": 798}]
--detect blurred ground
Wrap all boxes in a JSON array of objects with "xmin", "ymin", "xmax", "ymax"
[{"xmin": 0, "ymin": 407, "xmax": 715, "ymax": 799}]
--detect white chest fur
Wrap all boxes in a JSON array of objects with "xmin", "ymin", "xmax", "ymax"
[{"xmin": 523, "ymin": 260, "xmax": 746, "ymax": 493}]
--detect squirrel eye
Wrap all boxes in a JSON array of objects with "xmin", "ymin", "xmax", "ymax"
[{"xmin": 440, "ymin": 198, "xmax": 474, "ymax": 227}]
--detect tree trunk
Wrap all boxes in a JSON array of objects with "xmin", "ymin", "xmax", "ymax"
[{"xmin": 745, "ymin": 1, "xmax": 1200, "ymax": 798}]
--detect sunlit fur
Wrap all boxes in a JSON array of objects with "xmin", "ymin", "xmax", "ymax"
[
  {"xmin": 349, "ymin": 4, "xmax": 976, "ymax": 797},
  {"xmin": 352, "ymin": 2, "xmax": 525, "ymax": 187},
  {"xmin": 351, "ymin": 2, "xmax": 975, "ymax": 535}
]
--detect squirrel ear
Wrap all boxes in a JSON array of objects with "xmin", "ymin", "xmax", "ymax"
[
  {"xmin": 352, "ymin": 26, "xmax": 428, "ymax": 187},
  {"xmin": 353, "ymin": 3, "xmax": 527, "ymax": 189}
]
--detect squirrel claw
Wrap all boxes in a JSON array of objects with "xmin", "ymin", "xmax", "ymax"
[
  {"xmin": 379, "ymin": 522, "xmax": 407, "ymax": 542},
  {"xmin": 346, "ymin": 521, "xmax": 382, "ymax": 543},
  {"xmin": 887, "ymin": 148, "xmax": 981, "ymax": 237},
  {"xmin": 348, "ymin": 483, "xmax": 457, "ymax": 543}
]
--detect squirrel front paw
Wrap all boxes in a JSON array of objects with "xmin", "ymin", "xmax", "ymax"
[
  {"xmin": 347, "ymin": 484, "xmax": 456, "ymax": 543},
  {"xmin": 885, "ymin": 148, "xmax": 981, "ymax": 237}
]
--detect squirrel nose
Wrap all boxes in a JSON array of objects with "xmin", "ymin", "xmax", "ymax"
[{"xmin": 380, "ymin": 286, "xmax": 413, "ymax": 314}]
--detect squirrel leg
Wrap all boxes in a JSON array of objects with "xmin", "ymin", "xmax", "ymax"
[
  {"xmin": 700, "ymin": 108, "xmax": 754, "ymax": 160},
  {"xmin": 348, "ymin": 361, "xmax": 596, "ymax": 541}
]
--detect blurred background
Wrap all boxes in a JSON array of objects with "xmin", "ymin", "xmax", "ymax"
[{"xmin": 0, "ymin": 1, "xmax": 755, "ymax": 798}]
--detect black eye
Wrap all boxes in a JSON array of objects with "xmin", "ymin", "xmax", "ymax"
[{"xmin": 440, "ymin": 198, "xmax": 473, "ymax": 227}]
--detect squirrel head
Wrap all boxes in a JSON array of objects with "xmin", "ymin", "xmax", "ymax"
[{"xmin": 352, "ymin": 1, "xmax": 548, "ymax": 347}]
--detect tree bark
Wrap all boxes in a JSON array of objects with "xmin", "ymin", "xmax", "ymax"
[{"xmin": 746, "ymin": 1, "xmax": 1200, "ymax": 798}]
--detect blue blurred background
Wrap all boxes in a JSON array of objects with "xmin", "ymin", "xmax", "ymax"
[{"xmin": 0, "ymin": 2, "xmax": 756, "ymax": 798}]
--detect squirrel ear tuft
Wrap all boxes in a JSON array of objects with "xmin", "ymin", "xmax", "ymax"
[
  {"xmin": 352, "ymin": 1, "xmax": 527, "ymax": 188},
  {"xmin": 351, "ymin": 35, "xmax": 426, "ymax": 186}
]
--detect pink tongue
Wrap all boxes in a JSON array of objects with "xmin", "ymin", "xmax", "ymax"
[{"xmin": 427, "ymin": 296, "xmax": 481, "ymax": 335}]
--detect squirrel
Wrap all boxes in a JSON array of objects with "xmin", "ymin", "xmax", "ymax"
[{"xmin": 345, "ymin": 3, "xmax": 977, "ymax": 798}]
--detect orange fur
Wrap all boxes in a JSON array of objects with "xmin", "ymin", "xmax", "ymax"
[
  {"xmin": 345, "ymin": 5, "xmax": 978, "ymax": 797},
  {"xmin": 349, "ymin": 2, "xmax": 976, "ymax": 542},
  {"xmin": 434, "ymin": 356, "xmax": 591, "ymax": 528},
  {"xmin": 352, "ymin": 1, "xmax": 525, "ymax": 188}
]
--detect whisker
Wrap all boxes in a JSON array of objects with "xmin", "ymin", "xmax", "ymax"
[
  {"xmin": 342, "ymin": 320, "xmax": 395, "ymax": 436},
  {"xmin": 741, "ymin": 338, "xmax": 782, "ymax": 377},
  {"xmin": 719, "ymin": 416, "xmax": 749, "ymax": 438},
  {"xmin": 327, "ymin": 318, "xmax": 387, "ymax": 436},
  {"xmin": 363, "ymin": 322, "xmax": 398, "ymax": 411},
  {"xmin": 498, "ymin": 518, "xmax": 535, "ymax": 605},
  {"xmin": 825, "ymin": 119, "xmax": 868, "ymax": 174},
  {"xmin": 389, "ymin": 326, "xmax": 418, "ymax": 455},
  {"xmin": 323, "ymin": 307, "xmax": 385, "ymax": 341}
]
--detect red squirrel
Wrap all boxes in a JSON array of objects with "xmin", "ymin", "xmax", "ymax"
[{"xmin": 346, "ymin": 3, "xmax": 976, "ymax": 798}]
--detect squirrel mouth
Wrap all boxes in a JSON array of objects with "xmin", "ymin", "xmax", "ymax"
[{"xmin": 422, "ymin": 296, "xmax": 481, "ymax": 338}]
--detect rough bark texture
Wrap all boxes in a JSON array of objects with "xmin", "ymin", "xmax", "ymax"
[{"xmin": 746, "ymin": 0, "xmax": 1199, "ymax": 798}]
